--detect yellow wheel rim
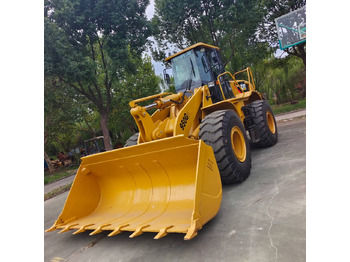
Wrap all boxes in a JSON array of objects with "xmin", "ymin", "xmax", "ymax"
[
  {"xmin": 231, "ymin": 126, "xmax": 246, "ymax": 162},
  {"xmin": 266, "ymin": 111, "xmax": 276, "ymax": 134}
]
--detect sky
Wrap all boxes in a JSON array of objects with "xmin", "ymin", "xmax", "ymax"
[
  {"xmin": 146, "ymin": 0, "xmax": 155, "ymax": 19},
  {"xmin": 145, "ymin": 0, "xmax": 165, "ymax": 76}
]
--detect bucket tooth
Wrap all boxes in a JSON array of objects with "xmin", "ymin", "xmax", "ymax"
[
  {"xmin": 129, "ymin": 225, "xmax": 150, "ymax": 238},
  {"xmin": 59, "ymin": 223, "xmax": 79, "ymax": 233},
  {"xmin": 108, "ymin": 224, "xmax": 130, "ymax": 237},
  {"xmin": 73, "ymin": 224, "xmax": 94, "ymax": 235},
  {"xmin": 45, "ymin": 225, "xmax": 57, "ymax": 233},
  {"xmin": 184, "ymin": 219, "xmax": 201, "ymax": 240},
  {"xmin": 154, "ymin": 226, "xmax": 174, "ymax": 239},
  {"xmin": 89, "ymin": 224, "xmax": 111, "ymax": 236}
]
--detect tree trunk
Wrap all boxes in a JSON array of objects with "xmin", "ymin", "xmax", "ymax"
[
  {"xmin": 44, "ymin": 150, "xmax": 55, "ymax": 173},
  {"xmin": 100, "ymin": 110, "xmax": 112, "ymax": 151},
  {"xmin": 301, "ymin": 52, "xmax": 306, "ymax": 67},
  {"xmin": 287, "ymin": 43, "xmax": 306, "ymax": 67}
]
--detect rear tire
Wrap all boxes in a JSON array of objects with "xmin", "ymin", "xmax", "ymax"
[
  {"xmin": 124, "ymin": 133, "xmax": 139, "ymax": 147},
  {"xmin": 247, "ymin": 100, "xmax": 278, "ymax": 147},
  {"xmin": 199, "ymin": 110, "xmax": 251, "ymax": 184}
]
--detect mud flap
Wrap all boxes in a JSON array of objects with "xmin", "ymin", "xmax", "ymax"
[{"xmin": 46, "ymin": 136, "xmax": 222, "ymax": 240}]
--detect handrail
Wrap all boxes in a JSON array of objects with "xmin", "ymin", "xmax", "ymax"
[
  {"xmin": 232, "ymin": 67, "xmax": 255, "ymax": 91},
  {"xmin": 217, "ymin": 71, "xmax": 245, "ymax": 98}
]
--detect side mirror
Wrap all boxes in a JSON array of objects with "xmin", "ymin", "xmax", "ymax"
[{"xmin": 164, "ymin": 73, "xmax": 171, "ymax": 85}]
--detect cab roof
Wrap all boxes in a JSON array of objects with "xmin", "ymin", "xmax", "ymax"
[{"xmin": 164, "ymin": 42, "xmax": 220, "ymax": 62}]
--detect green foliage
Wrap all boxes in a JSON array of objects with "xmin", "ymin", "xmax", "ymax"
[
  {"xmin": 45, "ymin": 55, "xmax": 161, "ymax": 152},
  {"xmin": 254, "ymin": 55, "xmax": 306, "ymax": 104},
  {"xmin": 45, "ymin": 0, "xmax": 151, "ymax": 81},
  {"xmin": 271, "ymin": 99, "xmax": 306, "ymax": 115},
  {"xmin": 45, "ymin": 0, "xmax": 152, "ymax": 150},
  {"xmin": 108, "ymin": 53, "xmax": 161, "ymax": 144},
  {"xmin": 44, "ymin": 76, "xmax": 90, "ymax": 153}
]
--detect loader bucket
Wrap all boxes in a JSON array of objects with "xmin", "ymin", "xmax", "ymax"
[{"xmin": 46, "ymin": 136, "xmax": 222, "ymax": 240}]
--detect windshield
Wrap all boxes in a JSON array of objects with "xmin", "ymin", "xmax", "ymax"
[{"xmin": 171, "ymin": 49, "xmax": 213, "ymax": 93}]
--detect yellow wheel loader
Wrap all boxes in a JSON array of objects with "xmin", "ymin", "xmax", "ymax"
[{"xmin": 46, "ymin": 43, "xmax": 278, "ymax": 240}]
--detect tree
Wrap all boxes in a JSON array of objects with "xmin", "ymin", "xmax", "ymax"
[
  {"xmin": 258, "ymin": 0, "xmax": 306, "ymax": 66},
  {"xmin": 152, "ymin": 0, "xmax": 270, "ymax": 71},
  {"xmin": 252, "ymin": 55, "xmax": 305, "ymax": 104},
  {"xmin": 44, "ymin": 0, "xmax": 151, "ymax": 150},
  {"xmin": 109, "ymin": 53, "xmax": 161, "ymax": 144},
  {"xmin": 44, "ymin": 76, "xmax": 85, "ymax": 171}
]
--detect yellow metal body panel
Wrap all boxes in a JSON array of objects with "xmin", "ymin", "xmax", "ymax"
[
  {"xmin": 174, "ymin": 88, "xmax": 203, "ymax": 136},
  {"xmin": 164, "ymin": 42, "xmax": 220, "ymax": 62},
  {"xmin": 46, "ymin": 136, "xmax": 222, "ymax": 240}
]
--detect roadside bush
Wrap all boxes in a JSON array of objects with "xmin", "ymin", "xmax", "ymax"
[{"xmin": 253, "ymin": 55, "xmax": 305, "ymax": 105}]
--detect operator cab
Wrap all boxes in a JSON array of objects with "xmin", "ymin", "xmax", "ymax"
[{"xmin": 164, "ymin": 43, "xmax": 235, "ymax": 103}]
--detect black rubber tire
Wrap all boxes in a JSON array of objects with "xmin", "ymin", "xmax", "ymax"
[
  {"xmin": 199, "ymin": 110, "xmax": 252, "ymax": 184},
  {"xmin": 247, "ymin": 100, "xmax": 278, "ymax": 147},
  {"xmin": 124, "ymin": 133, "xmax": 139, "ymax": 147}
]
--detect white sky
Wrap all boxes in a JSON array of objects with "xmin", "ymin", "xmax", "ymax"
[
  {"xmin": 145, "ymin": 0, "xmax": 166, "ymax": 76},
  {"xmin": 146, "ymin": 0, "xmax": 155, "ymax": 20}
]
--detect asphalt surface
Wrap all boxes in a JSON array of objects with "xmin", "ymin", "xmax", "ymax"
[{"xmin": 44, "ymin": 118, "xmax": 306, "ymax": 262}]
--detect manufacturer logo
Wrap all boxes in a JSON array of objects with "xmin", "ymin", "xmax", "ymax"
[
  {"xmin": 179, "ymin": 112, "xmax": 189, "ymax": 130},
  {"xmin": 206, "ymin": 159, "xmax": 214, "ymax": 171}
]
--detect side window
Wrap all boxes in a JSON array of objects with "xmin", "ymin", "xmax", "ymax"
[
  {"xmin": 208, "ymin": 50, "xmax": 224, "ymax": 79},
  {"xmin": 195, "ymin": 49, "xmax": 213, "ymax": 84}
]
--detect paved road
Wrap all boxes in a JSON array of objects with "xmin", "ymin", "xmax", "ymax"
[{"xmin": 44, "ymin": 118, "xmax": 306, "ymax": 262}]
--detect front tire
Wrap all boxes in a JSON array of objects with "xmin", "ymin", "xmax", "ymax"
[{"xmin": 199, "ymin": 110, "xmax": 251, "ymax": 184}]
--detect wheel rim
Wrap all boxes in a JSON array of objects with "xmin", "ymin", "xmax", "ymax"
[
  {"xmin": 231, "ymin": 126, "xmax": 246, "ymax": 162},
  {"xmin": 266, "ymin": 111, "xmax": 276, "ymax": 134}
]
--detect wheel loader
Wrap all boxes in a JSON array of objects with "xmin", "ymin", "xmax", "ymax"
[{"xmin": 46, "ymin": 43, "xmax": 278, "ymax": 240}]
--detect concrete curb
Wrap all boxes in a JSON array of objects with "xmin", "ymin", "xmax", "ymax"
[
  {"xmin": 275, "ymin": 108, "xmax": 306, "ymax": 117},
  {"xmin": 275, "ymin": 109, "xmax": 306, "ymax": 123}
]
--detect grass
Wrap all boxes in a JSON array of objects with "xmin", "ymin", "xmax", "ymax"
[
  {"xmin": 271, "ymin": 99, "xmax": 306, "ymax": 115},
  {"xmin": 44, "ymin": 183, "xmax": 72, "ymax": 201},
  {"xmin": 44, "ymin": 165, "xmax": 78, "ymax": 185}
]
